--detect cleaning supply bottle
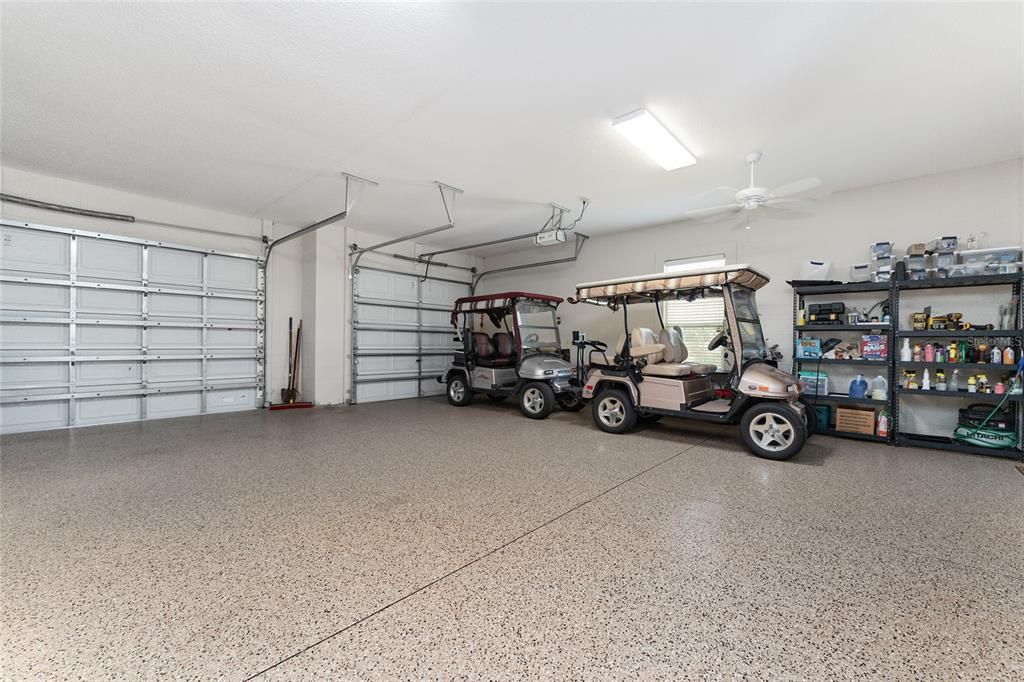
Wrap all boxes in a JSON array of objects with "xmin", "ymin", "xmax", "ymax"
[
  {"xmin": 900, "ymin": 338, "xmax": 912, "ymax": 362},
  {"xmin": 991, "ymin": 346, "xmax": 1002, "ymax": 364},
  {"xmin": 1004, "ymin": 345, "xmax": 1015, "ymax": 365},
  {"xmin": 936, "ymin": 369, "xmax": 946, "ymax": 391},
  {"xmin": 849, "ymin": 373, "xmax": 868, "ymax": 399},
  {"xmin": 935, "ymin": 345, "xmax": 945, "ymax": 363},
  {"xmin": 968, "ymin": 375, "xmax": 977, "ymax": 393},
  {"xmin": 912, "ymin": 344, "xmax": 923, "ymax": 362},
  {"xmin": 950, "ymin": 369, "xmax": 960, "ymax": 391},
  {"xmin": 876, "ymin": 407, "xmax": 890, "ymax": 438},
  {"xmin": 948, "ymin": 342, "xmax": 957, "ymax": 363},
  {"xmin": 922, "ymin": 368, "xmax": 931, "ymax": 390},
  {"xmin": 924, "ymin": 344, "xmax": 935, "ymax": 363}
]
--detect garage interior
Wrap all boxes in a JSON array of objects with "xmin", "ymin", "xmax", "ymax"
[{"xmin": 1, "ymin": 2, "xmax": 1022, "ymax": 679}]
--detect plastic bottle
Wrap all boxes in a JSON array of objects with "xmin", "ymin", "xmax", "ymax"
[
  {"xmin": 991, "ymin": 346, "xmax": 1002, "ymax": 364},
  {"xmin": 950, "ymin": 369, "xmax": 960, "ymax": 391},
  {"xmin": 936, "ymin": 369, "xmax": 946, "ymax": 391},
  {"xmin": 948, "ymin": 342, "xmax": 957, "ymax": 363},
  {"xmin": 922, "ymin": 368, "xmax": 931, "ymax": 390},
  {"xmin": 849, "ymin": 374, "xmax": 868, "ymax": 399},
  {"xmin": 968, "ymin": 375, "xmax": 977, "ymax": 393},
  {"xmin": 876, "ymin": 408, "xmax": 890, "ymax": 438},
  {"xmin": 870, "ymin": 375, "xmax": 888, "ymax": 400},
  {"xmin": 912, "ymin": 344, "xmax": 923, "ymax": 362},
  {"xmin": 900, "ymin": 338, "xmax": 912, "ymax": 362},
  {"xmin": 1004, "ymin": 345, "xmax": 1016, "ymax": 365},
  {"xmin": 924, "ymin": 344, "xmax": 935, "ymax": 363},
  {"xmin": 935, "ymin": 345, "xmax": 945, "ymax": 363}
]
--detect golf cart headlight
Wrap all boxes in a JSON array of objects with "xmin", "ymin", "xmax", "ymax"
[
  {"xmin": 544, "ymin": 369, "xmax": 554, "ymax": 375},
  {"xmin": 788, "ymin": 383, "xmax": 800, "ymax": 394}
]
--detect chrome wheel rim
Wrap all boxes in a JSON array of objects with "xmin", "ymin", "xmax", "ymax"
[
  {"xmin": 523, "ymin": 387, "xmax": 545, "ymax": 414},
  {"xmin": 597, "ymin": 396, "xmax": 625, "ymax": 427},
  {"xmin": 749, "ymin": 412, "xmax": 795, "ymax": 452},
  {"xmin": 449, "ymin": 380, "xmax": 465, "ymax": 402}
]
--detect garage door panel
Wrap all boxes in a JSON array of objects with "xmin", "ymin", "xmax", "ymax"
[
  {"xmin": 208, "ymin": 328, "xmax": 256, "ymax": 348},
  {"xmin": 420, "ymin": 378, "xmax": 444, "ymax": 396},
  {"xmin": 0, "ymin": 363, "xmax": 69, "ymax": 390},
  {"xmin": 0, "ymin": 222, "xmax": 264, "ymax": 433},
  {"xmin": 78, "ymin": 325, "xmax": 140, "ymax": 349},
  {"xmin": 356, "ymin": 380, "xmax": 418, "ymax": 403},
  {"xmin": 77, "ymin": 239, "xmax": 142, "ymax": 282},
  {"xmin": 0, "ymin": 227, "xmax": 70, "ymax": 275},
  {"xmin": 356, "ymin": 303, "xmax": 418, "ymax": 326},
  {"xmin": 150, "ymin": 326, "xmax": 202, "ymax": 348},
  {"xmin": 0, "ymin": 322, "xmax": 67, "ymax": 348},
  {"xmin": 356, "ymin": 329, "xmax": 418, "ymax": 350},
  {"xmin": 207, "ymin": 358, "xmax": 256, "ymax": 379},
  {"xmin": 421, "ymin": 309, "xmax": 451, "ymax": 328},
  {"xmin": 357, "ymin": 269, "xmax": 418, "ymax": 302},
  {"xmin": 0, "ymin": 282, "xmax": 70, "ymax": 312},
  {"xmin": 149, "ymin": 250, "xmax": 202, "ymax": 288},
  {"xmin": 78, "ymin": 288, "xmax": 141, "ymax": 316},
  {"xmin": 1, "ymin": 400, "xmax": 69, "ymax": 433},
  {"xmin": 148, "ymin": 359, "xmax": 202, "ymax": 383},
  {"xmin": 206, "ymin": 387, "xmax": 257, "ymax": 413},
  {"xmin": 357, "ymin": 356, "xmax": 419, "ymax": 374},
  {"xmin": 208, "ymin": 256, "xmax": 257, "ymax": 292},
  {"xmin": 149, "ymin": 293, "xmax": 202, "ymax": 318},
  {"xmin": 147, "ymin": 392, "xmax": 202, "ymax": 419},
  {"xmin": 77, "ymin": 395, "xmax": 141, "ymax": 425},
  {"xmin": 421, "ymin": 279, "xmax": 467, "ymax": 306}
]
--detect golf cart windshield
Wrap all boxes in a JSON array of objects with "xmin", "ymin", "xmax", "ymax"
[
  {"xmin": 730, "ymin": 285, "xmax": 769, "ymax": 363},
  {"xmin": 516, "ymin": 301, "xmax": 560, "ymax": 353}
]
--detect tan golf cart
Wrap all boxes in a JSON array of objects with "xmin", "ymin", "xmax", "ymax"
[{"xmin": 569, "ymin": 265, "xmax": 811, "ymax": 460}]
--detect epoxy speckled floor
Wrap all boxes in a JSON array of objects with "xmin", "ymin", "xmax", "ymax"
[{"xmin": 2, "ymin": 398, "xmax": 1021, "ymax": 679}]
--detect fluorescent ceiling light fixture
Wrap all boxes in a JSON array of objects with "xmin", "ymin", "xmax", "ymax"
[{"xmin": 612, "ymin": 109, "xmax": 696, "ymax": 171}]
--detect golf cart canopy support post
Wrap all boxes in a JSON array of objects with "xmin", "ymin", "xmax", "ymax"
[
  {"xmin": 471, "ymin": 232, "xmax": 589, "ymax": 293},
  {"xmin": 265, "ymin": 172, "xmax": 379, "ymax": 265},
  {"xmin": 349, "ymin": 181, "xmax": 464, "ymax": 271}
]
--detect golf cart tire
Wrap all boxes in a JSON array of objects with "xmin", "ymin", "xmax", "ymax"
[
  {"xmin": 519, "ymin": 382, "xmax": 555, "ymax": 419},
  {"xmin": 446, "ymin": 375, "xmax": 474, "ymax": 407},
  {"xmin": 740, "ymin": 403, "xmax": 807, "ymax": 461},
  {"xmin": 798, "ymin": 397, "xmax": 819, "ymax": 436},
  {"xmin": 556, "ymin": 393, "xmax": 586, "ymax": 412},
  {"xmin": 592, "ymin": 388, "xmax": 637, "ymax": 434}
]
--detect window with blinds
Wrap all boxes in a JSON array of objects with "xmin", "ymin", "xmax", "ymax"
[{"xmin": 663, "ymin": 254, "xmax": 726, "ymax": 369}]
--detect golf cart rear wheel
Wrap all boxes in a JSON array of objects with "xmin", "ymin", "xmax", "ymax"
[
  {"xmin": 446, "ymin": 375, "xmax": 473, "ymax": 406},
  {"xmin": 519, "ymin": 382, "xmax": 555, "ymax": 419},
  {"xmin": 556, "ymin": 393, "xmax": 586, "ymax": 412},
  {"xmin": 592, "ymin": 388, "xmax": 637, "ymax": 434},
  {"xmin": 740, "ymin": 403, "xmax": 806, "ymax": 460}
]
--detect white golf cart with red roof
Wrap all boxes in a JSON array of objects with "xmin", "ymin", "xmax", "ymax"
[
  {"xmin": 440, "ymin": 291, "xmax": 585, "ymax": 419},
  {"xmin": 569, "ymin": 265, "xmax": 812, "ymax": 460}
]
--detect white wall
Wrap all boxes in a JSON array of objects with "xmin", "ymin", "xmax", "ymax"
[
  {"xmin": 479, "ymin": 159, "xmax": 1024, "ymax": 435},
  {"xmin": 0, "ymin": 165, "xmax": 480, "ymax": 411}
]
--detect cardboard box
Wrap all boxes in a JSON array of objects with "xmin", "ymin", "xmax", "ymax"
[
  {"xmin": 835, "ymin": 407, "xmax": 876, "ymax": 435},
  {"xmin": 796, "ymin": 338, "xmax": 821, "ymax": 359}
]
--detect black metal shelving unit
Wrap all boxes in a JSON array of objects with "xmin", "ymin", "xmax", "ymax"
[
  {"xmin": 891, "ymin": 272, "xmax": 1023, "ymax": 460},
  {"xmin": 792, "ymin": 281, "xmax": 896, "ymax": 443},
  {"xmin": 792, "ymin": 272, "xmax": 1024, "ymax": 460}
]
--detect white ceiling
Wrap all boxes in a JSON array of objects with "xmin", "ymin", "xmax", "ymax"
[{"xmin": 2, "ymin": 2, "xmax": 1021, "ymax": 253}]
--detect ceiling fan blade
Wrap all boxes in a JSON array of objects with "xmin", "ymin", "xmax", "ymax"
[
  {"xmin": 768, "ymin": 177, "xmax": 824, "ymax": 199},
  {"xmin": 685, "ymin": 203, "xmax": 741, "ymax": 220}
]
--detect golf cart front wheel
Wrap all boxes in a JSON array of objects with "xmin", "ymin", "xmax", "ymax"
[
  {"xmin": 740, "ymin": 403, "xmax": 806, "ymax": 460},
  {"xmin": 592, "ymin": 388, "xmax": 637, "ymax": 434},
  {"xmin": 447, "ymin": 375, "xmax": 474, "ymax": 407},
  {"xmin": 520, "ymin": 382, "xmax": 555, "ymax": 419},
  {"xmin": 556, "ymin": 392, "xmax": 586, "ymax": 412},
  {"xmin": 798, "ymin": 397, "xmax": 819, "ymax": 435}
]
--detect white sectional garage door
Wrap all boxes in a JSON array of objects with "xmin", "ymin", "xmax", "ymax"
[
  {"xmin": 0, "ymin": 220, "xmax": 264, "ymax": 434},
  {"xmin": 350, "ymin": 265, "xmax": 469, "ymax": 403}
]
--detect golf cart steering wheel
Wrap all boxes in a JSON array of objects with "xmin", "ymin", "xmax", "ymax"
[
  {"xmin": 524, "ymin": 332, "xmax": 540, "ymax": 344},
  {"xmin": 708, "ymin": 330, "xmax": 727, "ymax": 351}
]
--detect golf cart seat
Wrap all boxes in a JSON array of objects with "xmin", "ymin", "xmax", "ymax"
[
  {"xmin": 631, "ymin": 328, "xmax": 693, "ymax": 377},
  {"xmin": 492, "ymin": 332, "xmax": 516, "ymax": 364},
  {"xmin": 660, "ymin": 327, "xmax": 716, "ymax": 374},
  {"xmin": 472, "ymin": 332, "xmax": 514, "ymax": 368}
]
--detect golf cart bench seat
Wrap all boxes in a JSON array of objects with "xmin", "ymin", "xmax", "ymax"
[
  {"xmin": 472, "ymin": 332, "xmax": 515, "ymax": 367},
  {"xmin": 659, "ymin": 327, "xmax": 716, "ymax": 374},
  {"xmin": 632, "ymin": 328, "xmax": 716, "ymax": 376}
]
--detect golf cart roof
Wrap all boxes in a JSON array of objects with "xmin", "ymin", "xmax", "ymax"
[
  {"xmin": 574, "ymin": 264, "xmax": 769, "ymax": 303},
  {"xmin": 451, "ymin": 291, "xmax": 563, "ymax": 324}
]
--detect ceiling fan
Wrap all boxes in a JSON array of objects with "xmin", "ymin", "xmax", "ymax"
[{"xmin": 684, "ymin": 152, "xmax": 829, "ymax": 230}]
